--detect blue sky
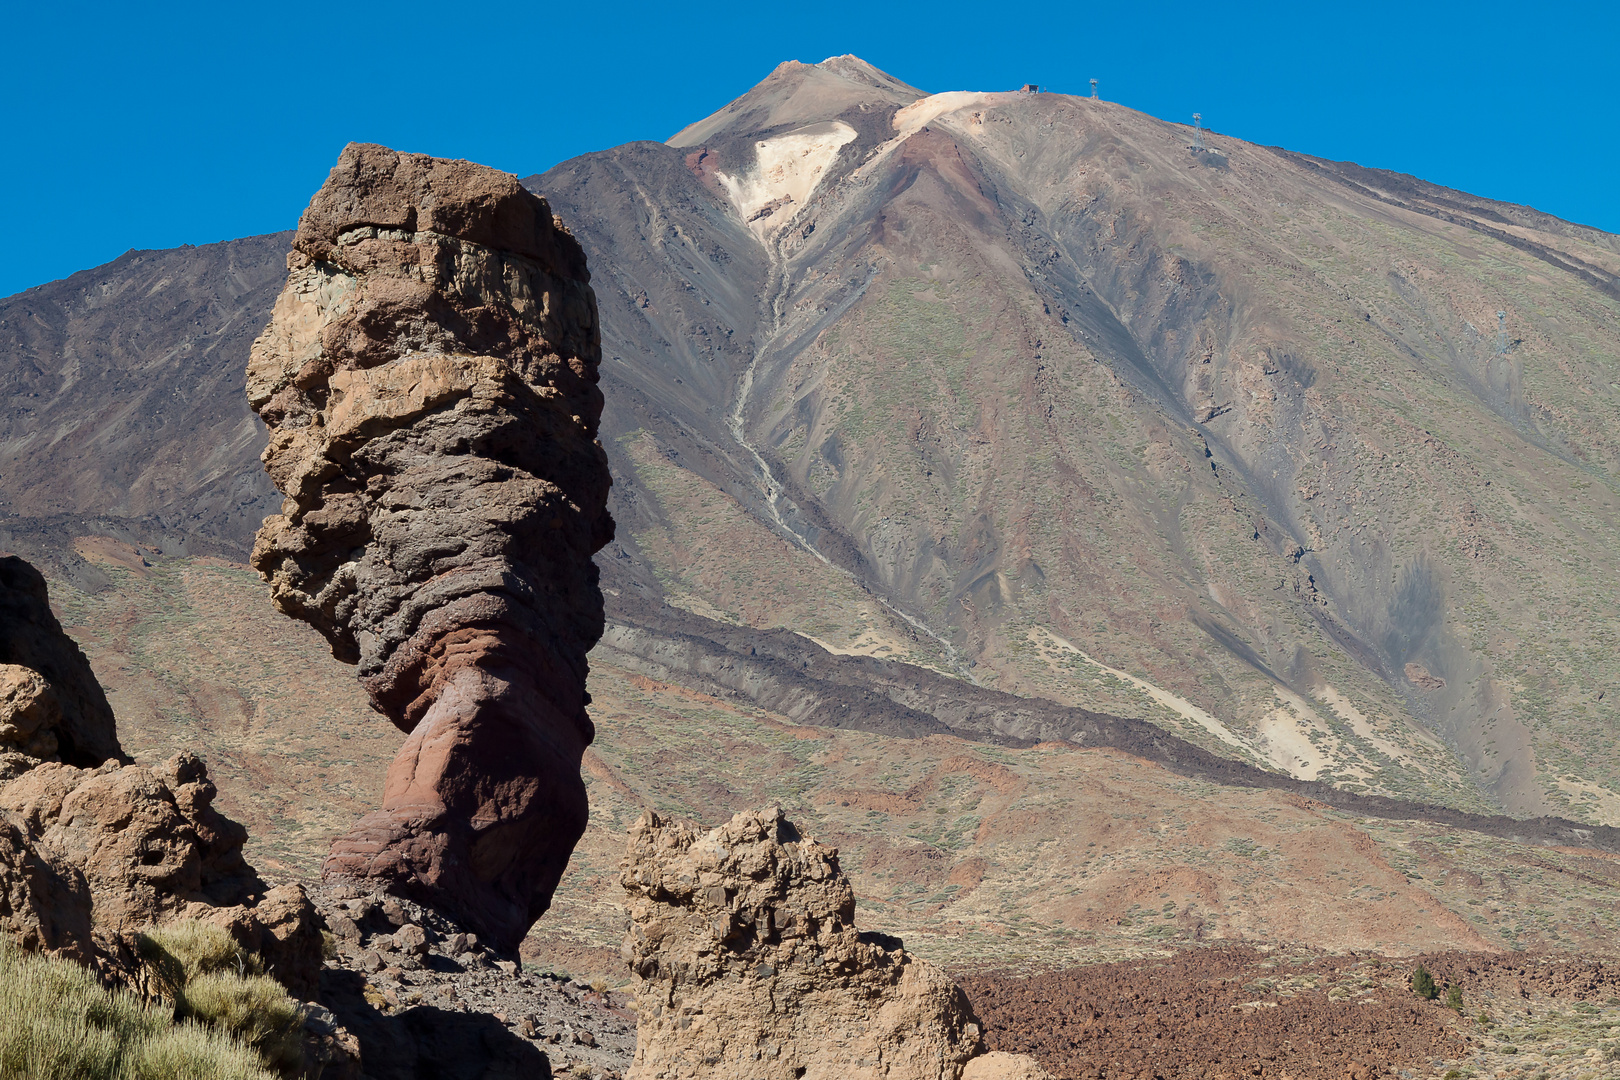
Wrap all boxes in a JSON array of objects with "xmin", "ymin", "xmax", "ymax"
[{"xmin": 3, "ymin": 0, "xmax": 1615, "ymax": 298}]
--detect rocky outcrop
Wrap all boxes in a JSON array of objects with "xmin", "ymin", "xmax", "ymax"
[
  {"xmin": 0, "ymin": 555, "xmax": 122, "ymax": 767},
  {"xmin": 619, "ymin": 806, "xmax": 1043, "ymax": 1080},
  {"xmin": 245, "ymin": 143, "xmax": 613, "ymax": 953},
  {"xmin": 309, "ymin": 883, "xmax": 637, "ymax": 1080},
  {"xmin": 0, "ymin": 750, "xmax": 322, "ymax": 994},
  {"xmin": 0, "ymin": 554, "xmax": 322, "ymax": 994}
]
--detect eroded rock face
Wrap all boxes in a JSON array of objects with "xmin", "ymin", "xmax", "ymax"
[
  {"xmin": 0, "ymin": 751, "xmax": 322, "ymax": 994},
  {"xmin": 0, "ymin": 555, "xmax": 122, "ymax": 767},
  {"xmin": 620, "ymin": 806, "xmax": 1009, "ymax": 1080},
  {"xmin": 0, "ymin": 554, "xmax": 322, "ymax": 994},
  {"xmin": 246, "ymin": 143, "xmax": 613, "ymax": 952}
]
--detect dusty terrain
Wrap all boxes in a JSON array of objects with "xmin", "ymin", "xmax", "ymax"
[
  {"xmin": 44, "ymin": 554, "xmax": 1620, "ymax": 980},
  {"xmin": 37, "ymin": 550, "xmax": 1620, "ymax": 1077}
]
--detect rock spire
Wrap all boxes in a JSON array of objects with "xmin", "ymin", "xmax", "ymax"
[
  {"xmin": 619, "ymin": 806, "xmax": 1050, "ymax": 1080},
  {"xmin": 246, "ymin": 143, "xmax": 613, "ymax": 952}
]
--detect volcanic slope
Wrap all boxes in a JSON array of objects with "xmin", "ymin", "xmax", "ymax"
[
  {"xmin": 3, "ymin": 58, "xmax": 1620, "ymax": 825},
  {"xmin": 39, "ymin": 550, "xmax": 1620, "ymax": 983},
  {"xmin": 0, "ymin": 233, "xmax": 287, "ymax": 566},
  {"xmin": 527, "ymin": 56, "xmax": 1620, "ymax": 822}
]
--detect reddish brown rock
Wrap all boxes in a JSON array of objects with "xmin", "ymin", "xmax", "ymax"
[{"xmin": 246, "ymin": 143, "xmax": 613, "ymax": 952}]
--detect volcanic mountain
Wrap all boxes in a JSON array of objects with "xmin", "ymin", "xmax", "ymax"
[
  {"xmin": 533, "ymin": 56, "xmax": 1620, "ymax": 821},
  {"xmin": 3, "ymin": 56, "xmax": 1619, "ymax": 830}
]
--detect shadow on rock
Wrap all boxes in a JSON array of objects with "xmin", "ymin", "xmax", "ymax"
[{"xmin": 320, "ymin": 968, "xmax": 552, "ymax": 1080}]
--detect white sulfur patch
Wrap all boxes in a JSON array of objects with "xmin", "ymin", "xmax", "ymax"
[{"xmin": 717, "ymin": 121, "xmax": 858, "ymax": 241}]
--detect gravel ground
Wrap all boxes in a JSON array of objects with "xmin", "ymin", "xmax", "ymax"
[
  {"xmin": 960, "ymin": 947, "xmax": 1620, "ymax": 1080},
  {"xmin": 308, "ymin": 881, "xmax": 636, "ymax": 1080}
]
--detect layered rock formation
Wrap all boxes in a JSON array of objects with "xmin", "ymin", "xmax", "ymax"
[
  {"xmin": 246, "ymin": 143, "xmax": 613, "ymax": 953},
  {"xmin": 619, "ymin": 806, "xmax": 1045, "ymax": 1080}
]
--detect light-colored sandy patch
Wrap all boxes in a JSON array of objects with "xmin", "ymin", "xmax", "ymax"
[
  {"xmin": 892, "ymin": 91, "xmax": 1003, "ymax": 137},
  {"xmin": 1028, "ymin": 628, "xmax": 1252, "ymax": 753},
  {"xmin": 72, "ymin": 536, "xmax": 151, "ymax": 575},
  {"xmin": 1315, "ymin": 682, "xmax": 1420, "ymax": 766},
  {"xmin": 662, "ymin": 588, "xmax": 742, "ymax": 627},
  {"xmin": 1553, "ymin": 776, "xmax": 1620, "ymax": 827},
  {"xmin": 717, "ymin": 121, "xmax": 857, "ymax": 241},
  {"xmin": 799, "ymin": 606, "xmax": 917, "ymax": 661},
  {"xmin": 1253, "ymin": 690, "xmax": 1332, "ymax": 780}
]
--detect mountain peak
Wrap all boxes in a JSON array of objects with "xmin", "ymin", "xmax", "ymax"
[
  {"xmin": 813, "ymin": 54, "xmax": 923, "ymax": 93},
  {"xmin": 667, "ymin": 55, "xmax": 925, "ymax": 148}
]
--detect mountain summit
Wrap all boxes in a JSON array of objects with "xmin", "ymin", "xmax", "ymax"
[{"xmin": 667, "ymin": 56, "xmax": 925, "ymax": 147}]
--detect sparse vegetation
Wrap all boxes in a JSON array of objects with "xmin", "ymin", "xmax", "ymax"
[
  {"xmin": 178, "ymin": 974, "xmax": 303, "ymax": 1074},
  {"xmin": 137, "ymin": 921, "xmax": 263, "ymax": 997}
]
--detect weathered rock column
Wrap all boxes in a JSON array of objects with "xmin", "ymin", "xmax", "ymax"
[
  {"xmin": 246, "ymin": 143, "xmax": 613, "ymax": 952},
  {"xmin": 619, "ymin": 806, "xmax": 1043, "ymax": 1080}
]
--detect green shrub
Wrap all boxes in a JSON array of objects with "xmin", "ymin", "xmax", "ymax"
[
  {"xmin": 128, "ymin": 1020, "xmax": 277, "ymax": 1080},
  {"xmin": 179, "ymin": 973, "xmax": 304, "ymax": 1074},
  {"xmin": 1411, "ymin": 964, "xmax": 1439, "ymax": 1000},
  {"xmin": 1445, "ymin": 983, "xmax": 1463, "ymax": 1011},
  {"xmin": 0, "ymin": 939, "xmax": 276, "ymax": 1080},
  {"xmin": 135, "ymin": 920, "xmax": 305, "ymax": 1077}
]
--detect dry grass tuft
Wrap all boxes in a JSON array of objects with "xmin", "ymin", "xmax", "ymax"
[
  {"xmin": 0, "ymin": 939, "xmax": 276, "ymax": 1080},
  {"xmin": 179, "ymin": 973, "xmax": 304, "ymax": 1074}
]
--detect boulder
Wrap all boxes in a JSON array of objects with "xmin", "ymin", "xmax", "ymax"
[
  {"xmin": 619, "ymin": 806, "xmax": 995, "ymax": 1080},
  {"xmin": 189, "ymin": 882, "xmax": 325, "ymax": 999},
  {"xmin": 246, "ymin": 142, "xmax": 613, "ymax": 953},
  {"xmin": 0, "ymin": 555, "xmax": 122, "ymax": 766},
  {"xmin": 0, "ymin": 555, "xmax": 322, "ymax": 995},
  {"xmin": 0, "ymin": 810, "xmax": 94, "ymax": 961},
  {"xmin": 0, "ymin": 665, "xmax": 63, "ymax": 759},
  {"xmin": 0, "ymin": 757, "xmax": 244, "ymax": 931}
]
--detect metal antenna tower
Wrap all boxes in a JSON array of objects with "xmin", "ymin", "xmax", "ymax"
[
  {"xmin": 1090, "ymin": 78, "xmax": 1099, "ymax": 100},
  {"xmin": 1495, "ymin": 311, "xmax": 1508, "ymax": 355},
  {"xmin": 1192, "ymin": 112, "xmax": 1205, "ymax": 151}
]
